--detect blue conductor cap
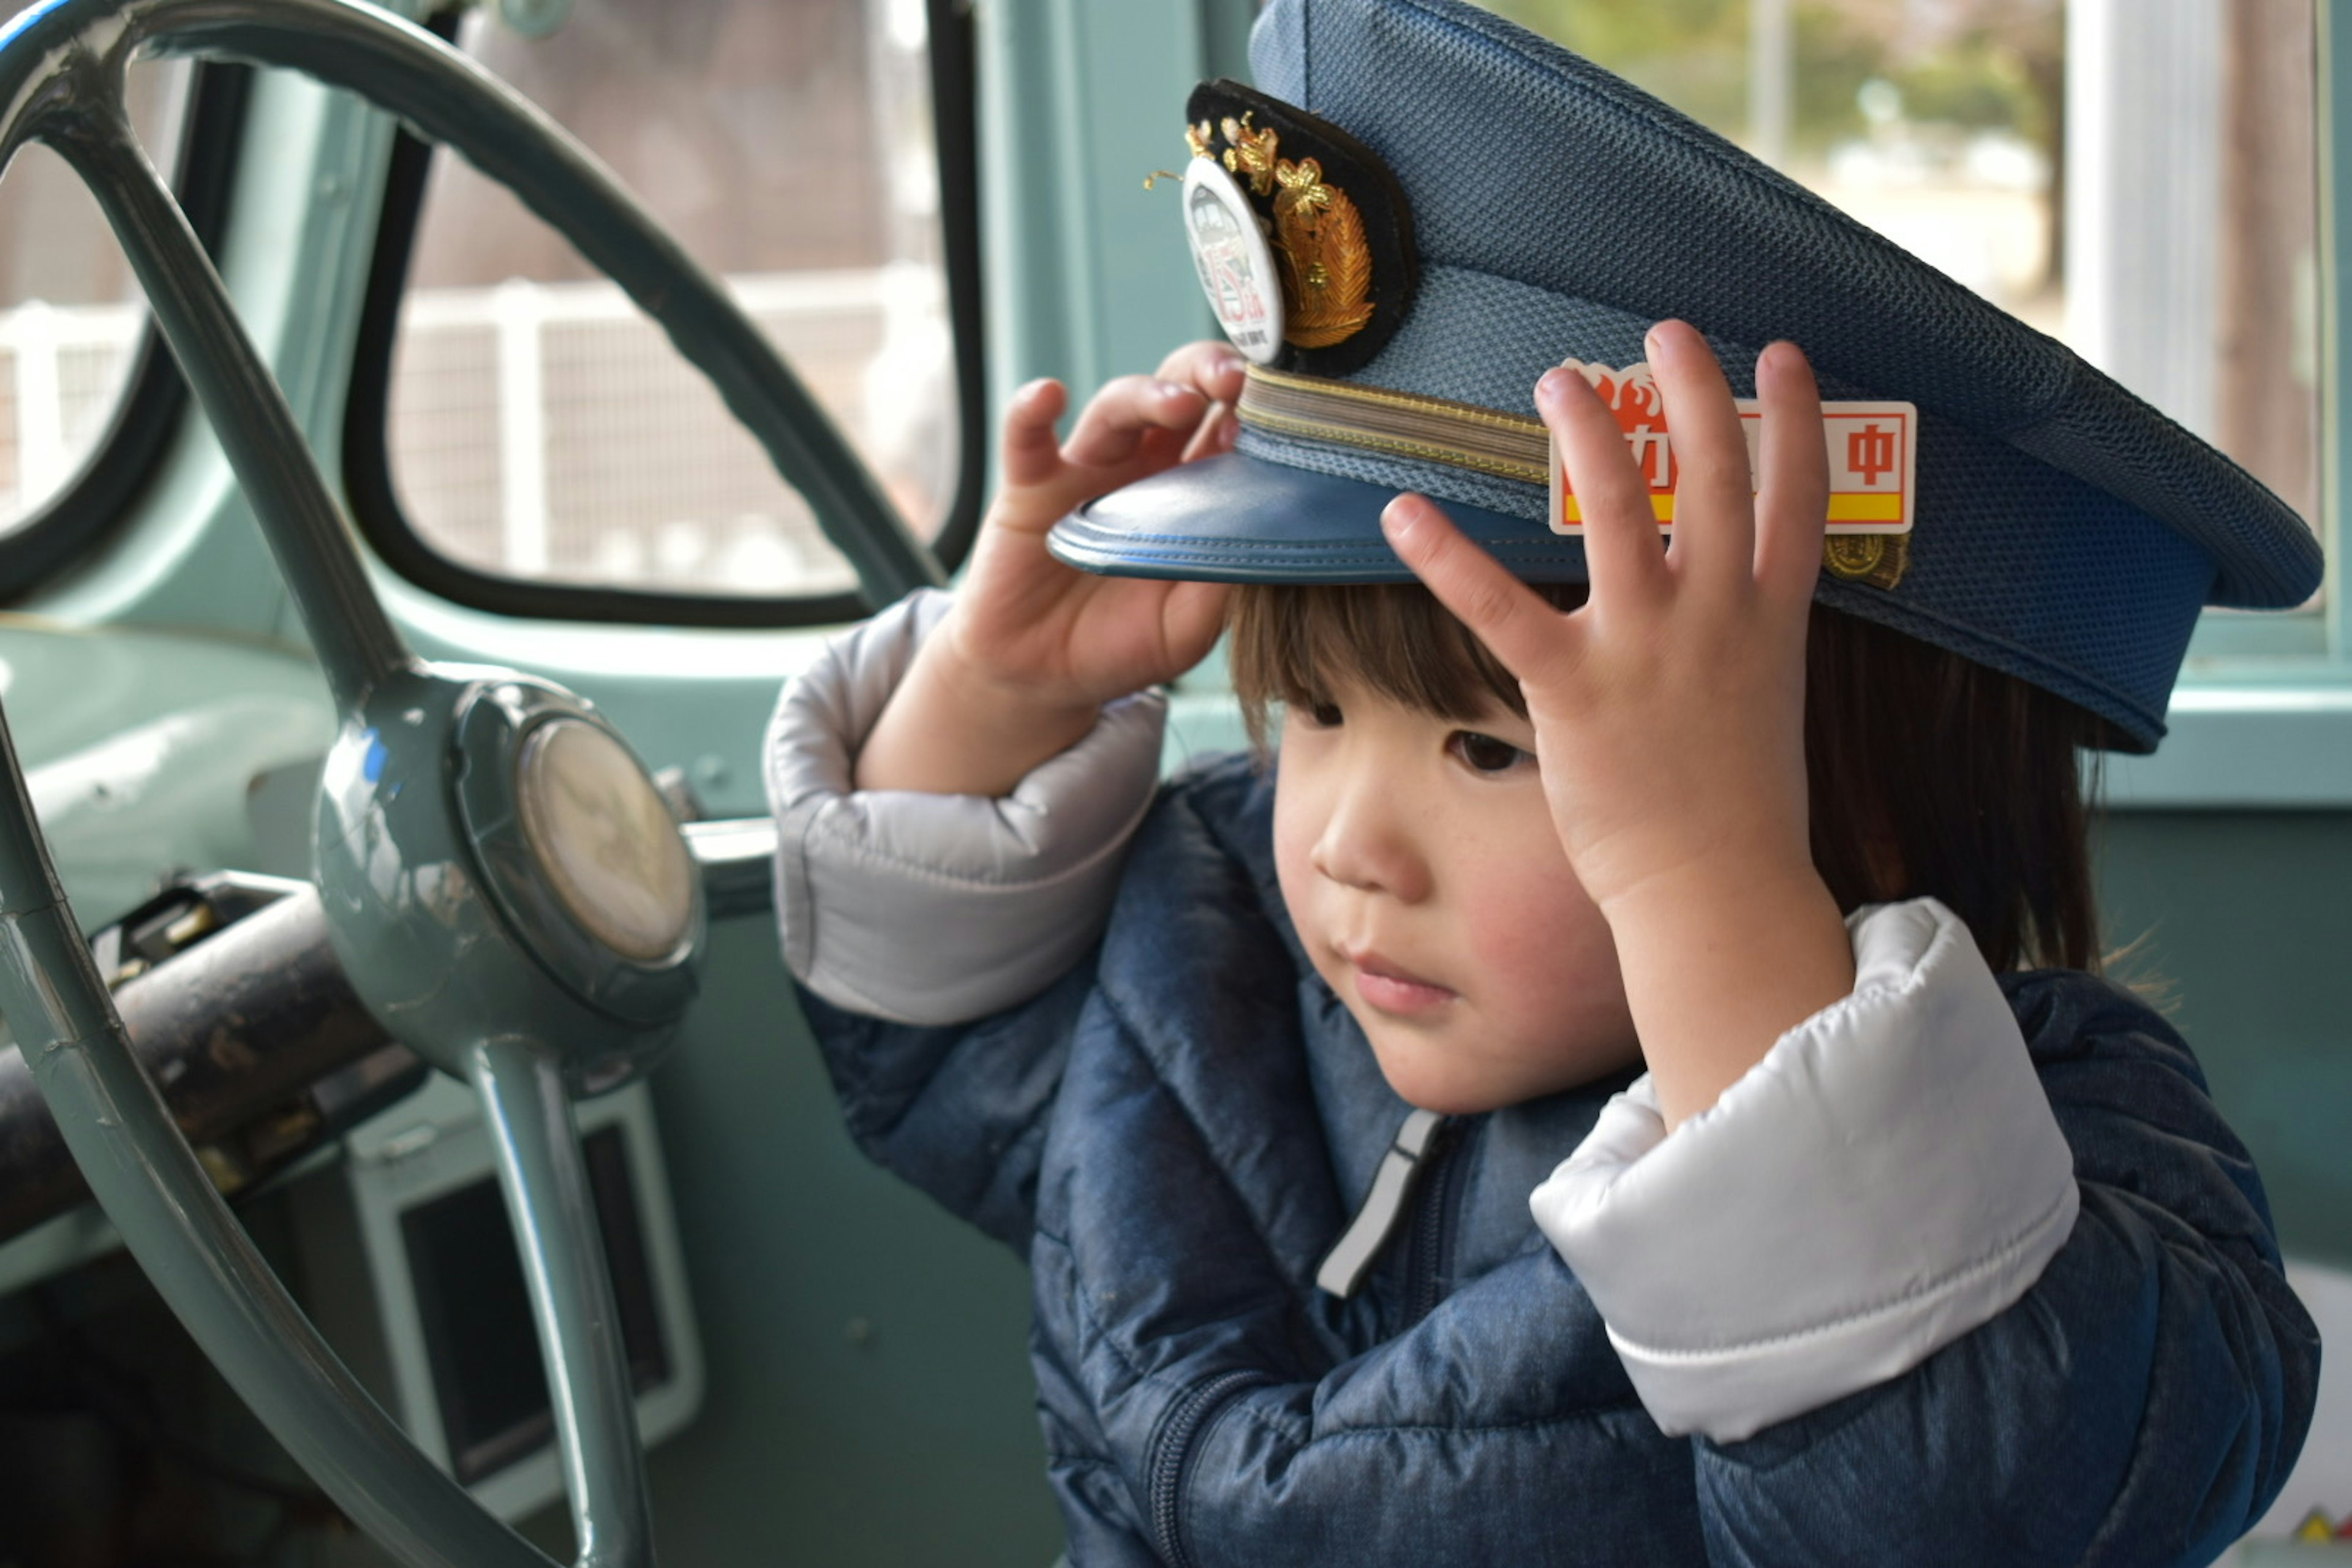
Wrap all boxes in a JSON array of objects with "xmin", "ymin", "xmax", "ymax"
[{"xmin": 1047, "ymin": 0, "xmax": 2327, "ymax": 753}]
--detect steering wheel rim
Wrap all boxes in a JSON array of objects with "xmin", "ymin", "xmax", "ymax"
[{"xmin": 0, "ymin": 2, "xmax": 936, "ymax": 1562}]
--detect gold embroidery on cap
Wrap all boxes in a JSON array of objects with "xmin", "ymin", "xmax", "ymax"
[
  {"xmin": 1222, "ymin": 114, "xmax": 1282, "ymax": 195},
  {"xmin": 1273, "ymin": 160, "xmax": 1376, "ymax": 349},
  {"xmin": 1176, "ymin": 113, "xmax": 1380, "ymax": 353},
  {"xmin": 1823, "ymin": 533, "xmax": 1909, "ymax": 590}
]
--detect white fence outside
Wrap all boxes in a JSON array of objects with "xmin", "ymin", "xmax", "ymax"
[
  {"xmin": 0, "ymin": 299, "xmax": 146, "ymax": 521},
  {"xmin": 0, "ymin": 264, "xmax": 955, "ymax": 598}
]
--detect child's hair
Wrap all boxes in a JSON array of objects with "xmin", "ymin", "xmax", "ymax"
[{"xmin": 1228, "ymin": 582, "xmax": 2100, "ymax": 974}]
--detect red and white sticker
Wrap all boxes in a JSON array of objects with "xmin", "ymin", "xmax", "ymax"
[{"xmin": 1545, "ymin": 360, "xmax": 1917, "ymax": 536}]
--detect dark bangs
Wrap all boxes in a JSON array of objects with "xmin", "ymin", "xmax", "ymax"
[{"xmin": 1227, "ymin": 580, "xmax": 1585, "ymax": 750}]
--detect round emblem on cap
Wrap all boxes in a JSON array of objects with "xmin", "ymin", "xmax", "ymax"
[{"xmin": 1183, "ymin": 157, "xmax": 1286, "ymax": 365}]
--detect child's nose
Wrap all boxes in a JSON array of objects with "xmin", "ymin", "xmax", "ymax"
[{"xmin": 1309, "ymin": 774, "xmax": 1431, "ymax": 902}]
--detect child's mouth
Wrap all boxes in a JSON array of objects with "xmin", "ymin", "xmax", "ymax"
[{"xmin": 1344, "ymin": 949, "xmax": 1457, "ymax": 1016}]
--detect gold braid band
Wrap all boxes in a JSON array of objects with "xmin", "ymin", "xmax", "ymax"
[{"xmin": 1235, "ymin": 364, "xmax": 1551, "ymax": 486}]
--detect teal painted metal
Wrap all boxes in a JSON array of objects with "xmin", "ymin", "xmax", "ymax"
[
  {"xmin": 55, "ymin": 96, "xmax": 414, "ymax": 716},
  {"xmin": 2320, "ymin": 0, "xmax": 2350, "ymax": 666},
  {"xmin": 633, "ymin": 917, "xmax": 1066, "ymax": 1566},
  {"xmin": 0, "ymin": 696, "xmax": 554, "ymax": 1566},
  {"xmin": 472, "ymin": 1033, "xmax": 654, "ymax": 1568},
  {"xmin": 309, "ymin": 666, "xmax": 698, "ymax": 1095},
  {"xmin": 1197, "ymin": 0, "xmax": 1257, "ymax": 82},
  {"xmin": 2104, "ymin": 693, "xmax": 2352, "ymax": 809},
  {"xmin": 0, "ymin": 1, "xmax": 877, "ymax": 1559},
  {"xmin": 0, "ymin": 620, "xmax": 342, "ymax": 1302},
  {"xmin": 383, "ymin": 587, "xmax": 837, "ymax": 820},
  {"xmin": 0, "ymin": 621, "xmax": 336, "ymax": 918},
  {"xmin": 31, "ymin": 65, "xmax": 401, "ymax": 652},
  {"xmin": 2098, "ymin": 812, "xmax": 2352, "ymax": 1273}
]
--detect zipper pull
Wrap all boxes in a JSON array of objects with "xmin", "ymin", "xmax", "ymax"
[{"xmin": 1315, "ymin": 1107, "xmax": 1449, "ymax": 1298}]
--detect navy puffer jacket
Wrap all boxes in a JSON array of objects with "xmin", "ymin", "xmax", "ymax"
[{"xmin": 794, "ymin": 752, "xmax": 2318, "ymax": 1567}]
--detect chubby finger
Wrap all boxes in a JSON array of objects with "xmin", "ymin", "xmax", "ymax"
[
  {"xmin": 1752, "ymin": 341, "xmax": 1830, "ymax": 602},
  {"xmin": 1537, "ymin": 366, "xmax": 1668, "ymax": 607},
  {"xmin": 1156, "ymin": 338, "xmax": 1250, "ymax": 406},
  {"xmin": 1178, "ymin": 400, "xmax": 1239, "ymax": 464},
  {"xmin": 1645, "ymin": 319, "xmax": 1754, "ymax": 587},
  {"xmin": 1381, "ymin": 493, "xmax": 1578, "ymax": 685},
  {"xmin": 1063, "ymin": 373, "xmax": 1214, "ymax": 469},
  {"xmin": 1000, "ymin": 378, "xmax": 1071, "ymax": 489}
]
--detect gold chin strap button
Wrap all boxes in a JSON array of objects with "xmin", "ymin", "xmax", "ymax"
[{"xmin": 1823, "ymin": 533, "xmax": 1910, "ymax": 590}]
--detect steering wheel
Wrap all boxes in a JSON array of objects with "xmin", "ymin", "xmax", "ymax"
[{"xmin": 0, "ymin": 1, "xmax": 946, "ymax": 1562}]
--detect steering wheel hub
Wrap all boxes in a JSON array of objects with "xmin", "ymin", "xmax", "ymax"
[
  {"xmin": 518, "ymin": 718, "xmax": 695, "ymax": 962},
  {"xmin": 312, "ymin": 668, "xmax": 703, "ymax": 1104}
]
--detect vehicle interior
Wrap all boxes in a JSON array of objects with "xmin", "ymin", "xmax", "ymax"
[{"xmin": 0, "ymin": 0, "xmax": 2343, "ymax": 1562}]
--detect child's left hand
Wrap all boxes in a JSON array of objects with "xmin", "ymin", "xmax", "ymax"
[{"xmin": 1379, "ymin": 320, "xmax": 1857, "ymax": 1131}]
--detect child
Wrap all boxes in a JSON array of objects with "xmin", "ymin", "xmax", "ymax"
[{"xmin": 766, "ymin": 1, "xmax": 2320, "ymax": 1561}]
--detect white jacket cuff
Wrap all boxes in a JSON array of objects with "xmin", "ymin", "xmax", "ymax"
[
  {"xmin": 1529, "ymin": 897, "xmax": 2079, "ymax": 1444},
  {"xmin": 763, "ymin": 588, "xmax": 1167, "ymax": 1026}
]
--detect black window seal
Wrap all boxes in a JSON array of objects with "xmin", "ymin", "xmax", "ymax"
[
  {"xmin": 0, "ymin": 61, "xmax": 255, "ymax": 605},
  {"xmin": 341, "ymin": 1, "xmax": 985, "ymax": 630}
]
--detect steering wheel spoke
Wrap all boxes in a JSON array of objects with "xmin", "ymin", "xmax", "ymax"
[
  {"xmin": 47, "ymin": 82, "xmax": 414, "ymax": 712},
  {"xmin": 470, "ymin": 1034, "xmax": 654, "ymax": 1568}
]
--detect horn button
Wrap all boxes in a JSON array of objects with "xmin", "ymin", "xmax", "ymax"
[
  {"xmin": 519, "ymin": 720, "xmax": 695, "ymax": 963},
  {"xmin": 454, "ymin": 679, "xmax": 701, "ymax": 1030}
]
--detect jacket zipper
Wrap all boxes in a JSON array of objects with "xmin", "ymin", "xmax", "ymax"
[
  {"xmin": 1402, "ymin": 1116, "xmax": 1479, "ymax": 1329},
  {"xmin": 1148, "ymin": 1368, "xmax": 1259, "ymax": 1567}
]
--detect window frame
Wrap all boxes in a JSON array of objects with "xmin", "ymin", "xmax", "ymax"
[
  {"xmin": 2102, "ymin": 0, "xmax": 2352, "ymax": 809},
  {"xmin": 340, "ymin": 1, "xmax": 984, "ymax": 628},
  {"xmin": 0, "ymin": 61, "xmax": 254, "ymax": 603},
  {"xmin": 2313, "ymin": 0, "xmax": 2351, "ymax": 668}
]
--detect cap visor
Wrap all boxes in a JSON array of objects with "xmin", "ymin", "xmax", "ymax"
[{"xmin": 1048, "ymin": 451, "xmax": 1589, "ymax": 584}]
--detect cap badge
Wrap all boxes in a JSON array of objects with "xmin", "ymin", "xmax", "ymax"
[
  {"xmin": 1180, "ymin": 153, "xmax": 1287, "ymax": 364},
  {"xmin": 1182, "ymin": 113, "xmax": 1373, "ymax": 356},
  {"xmin": 1170, "ymin": 81, "xmax": 1420, "ymax": 378}
]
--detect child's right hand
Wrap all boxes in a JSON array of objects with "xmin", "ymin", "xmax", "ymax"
[{"xmin": 853, "ymin": 342, "xmax": 1245, "ymax": 797}]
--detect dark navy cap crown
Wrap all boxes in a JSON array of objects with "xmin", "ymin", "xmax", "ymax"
[{"xmin": 1049, "ymin": 0, "xmax": 2325, "ymax": 751}]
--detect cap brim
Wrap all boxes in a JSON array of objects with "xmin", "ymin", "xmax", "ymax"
[{"xmin": 1048, "ymin": 451, "xmax": 1588, "ymax": 584}]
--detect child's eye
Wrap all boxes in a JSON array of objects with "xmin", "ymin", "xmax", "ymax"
[
  {"xmin": 1447, "ymin": 730, "xmax": 1532, "ymax": 775},
  {"xmin": 1304, "ymin": 701, "xmax": 1344, "ymax": 728}
]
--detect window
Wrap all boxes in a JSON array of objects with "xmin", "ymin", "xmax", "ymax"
[
  {"xmin": 0, "ymin": 61, "xmax": 199, "ymax": 538},
  {"xmin": 1487, "ymin": 0, "xmax": 2322, "ymax": 536},
  {"xmin": 352, "ymin": 0, "xmax": 978, "ymax": 621}
]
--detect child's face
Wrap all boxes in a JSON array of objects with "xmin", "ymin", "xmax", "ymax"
[{"xmin": 1272, "ymin": 679, "xmax": 1642, "ymax": 1113}]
